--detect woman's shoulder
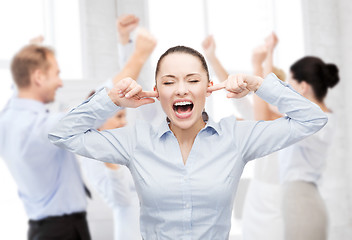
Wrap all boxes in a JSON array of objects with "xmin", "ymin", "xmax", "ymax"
[
  {"xmin": 134, "ymin": 118, "xmax": 165, "ymax": 136},
  {"xmin": 215, "ymin": 114, "xmax": 261, "ymax": 137},
  {"xmin": 217, "ymin": 114, "xmax": 252, "ymax": 127},
  {"xmin": 217, "ymin": 115, "xmax": 238, "ymax": 124},
  {"xmin": 209, "ymin": 115, "xmax": 238, "ymax": 133}
]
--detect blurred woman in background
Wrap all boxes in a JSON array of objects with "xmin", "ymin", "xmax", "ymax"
[{"xmin": 280, "ymin": 56, "xmax": 339, "ymax": 240}]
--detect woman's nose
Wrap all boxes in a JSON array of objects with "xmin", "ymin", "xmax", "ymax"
[{"xmin": 175, "ymin": 82, "xmax": 188, "ymax": 96}]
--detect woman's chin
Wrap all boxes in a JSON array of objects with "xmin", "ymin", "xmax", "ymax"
[{"xmin": 169, "ymin": 112, "xmax": 205, "ymax": 131}]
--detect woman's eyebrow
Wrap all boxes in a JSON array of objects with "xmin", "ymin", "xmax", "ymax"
[
  {"xmin": 185, "ymin": 73, "xmax": 201, "ymax": 78},
  {"xmin": 161, "ymin": 73, "xmax": 201, "ymax": 79},
  {"xmin": 161, "ymin": 74, "xmax": 176, "ymax": 79}
]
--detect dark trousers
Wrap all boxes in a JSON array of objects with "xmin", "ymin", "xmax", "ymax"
[{"xmin": 28, "ymin": 212, "xmax": 91, "ymax": 240}]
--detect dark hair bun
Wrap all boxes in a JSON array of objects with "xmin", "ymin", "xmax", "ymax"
[{"xmin": 324, "ymin": 63, "xmax": 339, "ymax": 88}]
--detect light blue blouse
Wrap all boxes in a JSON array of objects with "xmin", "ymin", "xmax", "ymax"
[{"xmin": 49, "ymin": 74, "xmax": 327, "ymax": 240}]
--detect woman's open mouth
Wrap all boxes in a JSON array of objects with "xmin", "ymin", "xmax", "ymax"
[{"xmin": 173, "ymin": 100, "xmax": 194, "ymax": 119}]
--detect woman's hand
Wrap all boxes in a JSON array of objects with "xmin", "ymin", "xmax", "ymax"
[
  {"xmin": 108, "ymin": 77, "xmax": 158, "ymax": 108},
  {"xmin": 208, "ymin": 74, "xmax": 263, "ymax": 98}
]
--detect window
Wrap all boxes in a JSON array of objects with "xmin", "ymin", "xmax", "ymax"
[
  {"xmin": 0, "ymin": 0, "xmax": 45, "ymax": 110},
  {"xmin": 148, "ymin": 0, "xmax": 206, "ymax": 65},
  {"xmin": 0, "ymin": 0, "xmax": 83, "ymax": 110},
  {"xmin": 45, "ymin": 0, "xmax": 83, "ymax": 80},
  {"xmin": 206, "ymin": 0, "xmax": 275, "ymax": 73}
]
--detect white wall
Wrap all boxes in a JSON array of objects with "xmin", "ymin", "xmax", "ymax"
[
  {"xmin": 80, "ymin": 0, "xmax": 119, "ymax": 82},
  {"xmin": 338, "ymin": 3, "xmax": 352, "ymax": 232},
  {"xmin": 116, "ymin": 0, "xmax": 149, "ymax": 27},
  {"xmin": 301, "ymin": 0, "xmax": 352, "ymax": 239}
]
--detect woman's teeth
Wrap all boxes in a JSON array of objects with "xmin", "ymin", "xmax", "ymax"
[
  {"xmin": 173, "ymin": 101, "xmax": 193, "ymax": 113},
  {"xmin": 174, "ymin": 101, "xmax": 192, "ymax": 106}
]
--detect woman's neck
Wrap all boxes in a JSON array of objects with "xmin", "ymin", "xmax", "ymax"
[
  {"xmin": 170, "ymin": 118, "xmax": 205, "ymax": 143},
  {"xmin": 317, "ymin": 102, "xmax": 330, "ymax": 113},
  {"xmin": 170, "ymin": 118, "xmax": 206, "ymax": 165},
  {"xmin": 307, "ymin": 96, "xmax": 330, "ymax": 113}
]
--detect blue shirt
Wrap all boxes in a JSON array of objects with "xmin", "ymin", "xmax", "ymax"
[
  {"xmin": 49, "ymin": 74, "xmax": 327, "ymax": 240},
  {"xmin": 0, "ymin": 98, "xmax": 87, "ymax": 220}
]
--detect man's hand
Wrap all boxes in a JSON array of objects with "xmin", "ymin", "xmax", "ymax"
[
  {"xmin": 117, "ymin": 14, "xmax": 140, "ymax": 45},
  {"xmin": 265, "ymin": 32, "xmax": 279, "ymax": 52},
  {"xmin": 208, "ymin": 74, "xmax": 263, "ymax": 98},
  {"xmin": 134, "ymin": 28, "xmax": 157, "ymax": 59},
  {"xmin": 252, "ymin": 44, "xmax": 268, "ymax": 67},
  {"xmin": 202, "ymin": 35, "xmax": 216, "ymax": 59},
  {"xmin": 108, "ymin": 77, "xmax": 158, "ymax": 108},
  {"xmin": 29, "ymin": 35, "xmax": 44, "ymax": 44}
]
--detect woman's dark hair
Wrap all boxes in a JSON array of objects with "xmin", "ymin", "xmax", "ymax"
[
  {"xmin": 155, "ymin": 46, "xmax": 210, "ymax": 82},
  {"xmin": 290, "ymin": 56, "xmax": 339, "ymax": 102}
]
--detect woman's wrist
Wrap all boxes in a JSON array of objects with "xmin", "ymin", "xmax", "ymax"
[
  {"xmin": 254, "ymin": 76, "xmax": 264, "ymax": 92},
  {"xmin": 108, "ymin": 89, "xmax": 121, "ymax": 107},
  {"xmin": 118, "ymin": 34, "xmax": 130, "ymax": 45},
  {"xmin": 205, "ymin": 53, "xmax": 217, "ymax": 63}
]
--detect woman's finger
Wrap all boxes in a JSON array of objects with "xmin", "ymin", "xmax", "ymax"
[
  {"xmin": 139, "ymin": 90, "xmax": 159, "ymax": 98},
  {"xmin": 208, "ymin": 82, "xmax": 226, "ymax": 92},
  {"xmin": 121, "ymin": 80, "xmax": 138, "ymax": 97},
  {"xmin": 135, "ymin": 97, "xmax": 155, "ymax": 107},
  {"xmin": 236, "ymin": 75, "xmax": 248, "ymax": 90},
  {"xmin": 227, "ymin": 90, "xmax": 249, "ymax": 99},
  {"xmin": 125, "ymin": 84, "xmax": 142, "ymax": 98},
  {"xmin": 226, "ymin": 75, "xmax": 248, "ymax": 93},
  {"xmin": 116, "ymin": 78, "xmax": 134, "ymax": 96}
]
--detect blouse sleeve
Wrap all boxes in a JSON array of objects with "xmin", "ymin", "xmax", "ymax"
[
  {"xmin": 48, "ymin": 88, "xmax": 134, "ymax": 166},
  {"xmin": 236, "ymin": 73, "xmax": 328, "ymax": 162}
]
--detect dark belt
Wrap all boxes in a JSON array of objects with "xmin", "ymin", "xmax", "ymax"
[{"xmin": 29, "ymin": 211, "xmax": 87, "ymax": 226}]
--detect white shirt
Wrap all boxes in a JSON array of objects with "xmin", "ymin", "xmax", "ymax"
[
  {"xmin": 279, "ymin": 112, "xmax": 334, "ymax": 185},
  {"xmin": 81, "ymin": 159, "xmax": 141, "ymax": 240}
]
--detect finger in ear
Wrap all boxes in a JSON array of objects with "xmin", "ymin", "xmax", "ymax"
[{"xmin": 153, "ymin": 86, "xmax": 160, "ymax": 100}]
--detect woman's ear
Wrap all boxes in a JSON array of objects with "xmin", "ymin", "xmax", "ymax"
[
  {"xmin": 154, "ymin": 85, "xmax": 159, "ymax": 100},
  {"xmin": 206, "ymin": 81, "xmax": 213, "ymax": 97},
  {"xmin": 300, "ymin": 81, "xmax": 312, "ymax": 96}
]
